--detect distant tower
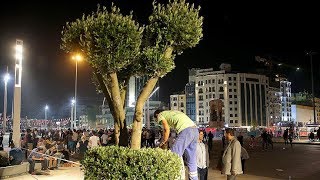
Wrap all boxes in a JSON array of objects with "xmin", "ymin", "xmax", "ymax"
[{"xmin": 127, "ymin": 76, "xmax": 160, "ymax": 107}]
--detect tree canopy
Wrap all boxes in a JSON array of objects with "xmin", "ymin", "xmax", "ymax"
[{"xmin": 61, "ymin": 0, "xmax": 203, "ymax": 148}]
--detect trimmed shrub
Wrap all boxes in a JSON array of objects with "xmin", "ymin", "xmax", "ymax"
[{"xmin": 82, "ymin": 146, "xmax": 181, "ymax": 180}]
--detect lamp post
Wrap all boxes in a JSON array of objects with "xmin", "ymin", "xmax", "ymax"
[
  {"xmin": 45, "ymin": 105, "xmax": 49, "ymax": 120},
  {"xmin": 71, "ymin": 54, "xmax": 82, "ymax": 129},
  {"xmin": 45, "ymin": 105, "xmax": 49, "ymax": 129},
  {"xmin": 306, "ymin": 51, "xmax": 317, "ymax": 124},
  {"xmin": 146, "ymin": 87, "xmax": 159, "ymax": 129},
  {"xmin": 3, "ymin": 69, "xmax": 9, "ymax": 132},
  {"xmin": 13, "ymin": 39, "xmax": 23, "ymax": 148},
  {"xmin": 71, "ymin": 98, "xmax": 75, "ymax": 129}
]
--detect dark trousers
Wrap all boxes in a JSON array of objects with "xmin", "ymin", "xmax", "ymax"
[
  {"xmin": 208, "ymin": 141, "xmax": 213, "ymax": 152},
  {"xmin": 148, "ymin": 139, "xmax": 155, "ymax": 148},
  {"xmin": 197, "ymin": 167, "xmax": 208, "ymax": 180},
  {"xmin": 241, "ymin": 159, "xmax": 245, "ymax": 173},
  {"xmin": 28, "ymin": 158, "xmax": 48, "ymax": 173}
]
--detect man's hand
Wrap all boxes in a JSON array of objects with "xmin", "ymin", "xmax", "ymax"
[{"xmin": 159, "ymin": 141, "xmax": 168, "ymax": 149}]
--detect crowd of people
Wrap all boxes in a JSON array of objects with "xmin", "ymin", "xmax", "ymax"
[
  {"xmin": 2, "ymin": 109, "xmax": 319, "ymax": 179},
  {"xmin": 0, "ymin": 128, "xmax": 119, "ymax": 174}
]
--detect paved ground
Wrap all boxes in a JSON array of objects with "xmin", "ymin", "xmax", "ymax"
[
  {"xmin": 3, "ymin": 134, "xmax": 320, "ymax": 179},
  {"xmin": 5, "ymin": 167, "xmax": 84, "ymax": 180},
  {"xmin": 208, "ymin": 140, "xmax": 320, "ymax": 180}
]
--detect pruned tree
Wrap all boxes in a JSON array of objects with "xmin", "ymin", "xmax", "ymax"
[
  {"xmin": 130, "ymin": 0, "xmax": 203, "ymax": 149},
  {"xmin": 61, "ymin": 4, "xmax": 142, "ymax": 146},
  {"xmin": 61, "ymin": 0, "xmax": 203, "ymax": 149}
]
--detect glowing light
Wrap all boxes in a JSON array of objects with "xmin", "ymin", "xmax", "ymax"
[
  {"xmin": 4, "ymin": 73, "xmax": 10, "ymax": 83},
  {"xmin": 72, "ymin": 54, "xmax": 83, "ymax": 61},
  {"xmin": 45, "ymin": 105, "xmax": 49, "ymax": 110}
]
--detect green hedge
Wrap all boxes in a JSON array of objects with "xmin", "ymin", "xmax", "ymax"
[{"xmin": 82, "ymin": 146, "xmax": 181, "ymax": 180}]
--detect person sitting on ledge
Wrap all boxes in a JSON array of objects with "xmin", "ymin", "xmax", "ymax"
[
  {"xmin": 9, "ymin": 143, "xmax": 24, "ymax": 165},
  {"xmin": 0, "ymin": 146, "xmax": 9, "ymax": 167},
  {"xmin": 27, "ymin": 146, "xmax": 48, "ymax": 174}
]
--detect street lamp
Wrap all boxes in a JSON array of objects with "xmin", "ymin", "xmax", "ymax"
[
  {"xmin": 45, "ymin": 105, "xmax": 49, "ymax": 129},
  {"xmin": 71, "ymin": 98, "xmax": 75, "ymax": 129},
  {"xmin": 71, "ymin": 54, "xmax": 82, "ymax": 129},
  {"xmin": 306, "ymin": 51, "xmax": 317, "ymax": 124},
  {"xmin": 45, "ymin": 105, "xmax": 49, "ymax": 120},
  {"xmin": 3, "ymin": 69, "xmax": 9, "ymax": 132},
  {"xmin": 13, "ymin": 39, "xmax": 23, "ymax": 148},
  {"xmin": 146, "ymin": 87, "xmax": 159, "ymax": 129}
]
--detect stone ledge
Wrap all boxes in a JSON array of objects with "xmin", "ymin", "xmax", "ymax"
[
  {"xmin": 0, "ymin": 162, "xmax": 42, "ymax": 178},
  {"xmin": 0, "ymin": 163, "xmax": 28, "ymax": 178}
]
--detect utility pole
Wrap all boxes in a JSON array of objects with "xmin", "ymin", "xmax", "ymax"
[{"xmin": 306, "ymin": 51, "xmax": 317, "ymax": 124}]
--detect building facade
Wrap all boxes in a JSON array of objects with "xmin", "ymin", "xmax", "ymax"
[
  {"xmin": 279, "ymin": 80, "xmax": 292, "ymax": 121},
  {"xmin": 268, "ymin": 87, "xmax": 281, "ymax": 125},
  {"xmin": 170, "ymin": 94, "xmax": 186, "ymax": 113},
  {"xmin": 184, "ymin": 67, "xmax": 269, "ymax": 128},
  {"xmin": 127, "ymin": 76, "xmax": 160, "ymax": 107},
  {"xmin": 185, "ymin": 82, "xmax": 196, "ymax": 121},
  {"xmin": 316, "ymin": 98, "xmax": 320, "ymax": 124},
  {"xmin": 291, "ymin": 105, "xmax": 315, "ymax": 126}
]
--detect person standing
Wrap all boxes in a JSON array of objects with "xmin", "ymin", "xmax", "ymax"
[
  {"xmin": 154, "ymin": 110, "xmax": 199, "ymax": 180},
  {"xmin": 9, "ymin": 130, "xmax": 13, "ymax": 147},
  {"xmin": 71, "ymin": 129, "xmax": 78, "ymax": 154},
  {"xmin": 0, "ymin": 130, "xmax": 4, "ymax": 146},
  {"xmin": 240, "ymin": 146, "xmax": 249, "ymax": 174},
  {"xmin": 237, "ymin": 133, "xmax": 243, "ymax": 146},
  {"xmin": 207, "ymin": 131, "xmax": 213, "ymax": 152},
  {"xmin": 197, "ymin": 131, "xmax": 209, "ymax": 180},
  {"xmin": 221, "ymin": 128, "xmax": 243, "ymax": 180},
  {"xmin": 288, "ymin": 131, "xmax": 293, "ymax": 148},
  {"xmin": 261, "ymin": 131, "xmax": 268, "ymax": 150},
  {"xmin": 89, "ymin": 131, "xmax": 101, "ymax": 148},
  {"xmin": 222, "ymin": 134, "xmax": 226, "ymax": 149},
  {"xmin": 101, "ymin": 131, "xmax": 109, "ymax": 146},
  {"xmin": 149, "ymin": 130, "xmax": 156, "ymax": 148},
  {"xmin": 77, "ymin": 136, "xmax": 89, "ymax": 159},
  {"xmin": 283, "ymin": 129, "xmax": 289, "ymax": 145}
]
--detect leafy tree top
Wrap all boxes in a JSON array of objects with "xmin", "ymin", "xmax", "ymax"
[
  {"xmin": 61, "ymin": 0, "xmax": 203, "ymax": 85},
  {"xmin": 140, "ymin": 0, "xmax": 203, "ymax": 77},
  {"xmin": 61, "ymin": 4, "xmax": 143, "ymax": 74}
]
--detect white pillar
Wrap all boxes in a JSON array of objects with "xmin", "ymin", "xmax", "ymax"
[
  {"xmin": 71, "ymin": 103, "xmax": 74, "ymax": 129},
  {"xmin": 3, "ymin": 74, "xmax": 8, "ymax": 132},
  {"xmin": 13, "ymin": 39, "xmax": 23, "ymax": 148}
]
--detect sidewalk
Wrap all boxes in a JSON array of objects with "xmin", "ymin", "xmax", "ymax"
[
  {"xmin": 5, "ymin": 167, "xmax": 84, "ymax": 180},
  {"xmin": 272, "ymin": 137, "xmax": 320, "ymax": 145},
  {"xmin": 5, "ymin": 166, "xmax": 279, "ymax": 180}
]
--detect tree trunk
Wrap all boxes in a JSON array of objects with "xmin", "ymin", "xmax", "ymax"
[
  {"xmin": 106, "ymin": 72, "xmax": 126, "ymax": 146},
  {"xmin": 131, "ymin": 77, "xmax": 159, "ymax": 150},
  {"xmin": 94, "ymin": 71, "xmax": 129, "ymax": 146},
  {"xmin": 119, "ymin": 121, "xmax": 129, "ymax": 146},
  {"xmin": 130, "ymin": 46, "xmax": 173, "ymax": 150}
]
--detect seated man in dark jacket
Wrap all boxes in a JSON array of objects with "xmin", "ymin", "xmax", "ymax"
[{"xmin": 9, "ymin": 143, "xmax": 24, "ymax": 165}]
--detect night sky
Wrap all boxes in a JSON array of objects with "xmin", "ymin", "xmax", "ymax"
[{"xmin": 0, "ymin": 1, "xmax": 319, "ymax": 118}]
